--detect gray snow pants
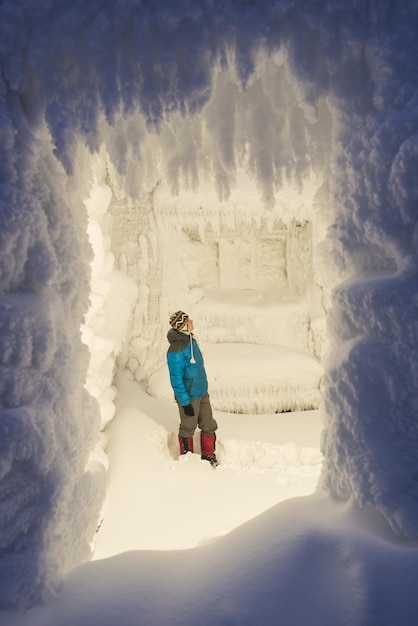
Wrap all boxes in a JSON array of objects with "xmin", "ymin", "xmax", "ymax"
[{"xmin": 177, "ymin": 393, "xmax": 218, "ymax": 438}]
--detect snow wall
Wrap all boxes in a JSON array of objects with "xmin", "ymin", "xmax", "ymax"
[{"xmin": 1, "ymin": 0, "xmax": 418, "ymax": 608}]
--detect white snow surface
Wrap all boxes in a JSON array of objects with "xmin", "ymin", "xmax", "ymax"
[
  {"xmin": 93, "ymin": 378, "xmax": 323, "ymax": 557},
  {"xmin": 2, "ymin": 382, "xmax": 418, "ymax": 626},
  {"xmin": 0, "ymin": 0, "xmax": 418, "ymax": 622}
]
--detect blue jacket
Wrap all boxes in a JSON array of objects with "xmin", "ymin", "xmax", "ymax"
[{"xmin": 166, "ymin": 329, "xmax": 208, "ymax": 406}]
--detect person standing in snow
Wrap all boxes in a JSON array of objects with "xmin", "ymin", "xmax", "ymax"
[{"xmin": 166, "ymin": 310, "xmax": 218, "ymax": 467}]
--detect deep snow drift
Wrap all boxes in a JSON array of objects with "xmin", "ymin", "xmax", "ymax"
[
  {"xmin": 0, "ymin": 0, "xmax": 418, "ymax": 620},
  {"xmin": 1, "ymin": 382, "xmax": 418, "ymax": 626}
]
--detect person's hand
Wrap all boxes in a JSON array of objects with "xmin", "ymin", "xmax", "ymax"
[{"xmin": 183, "ymin": 404, "xmax": 195, "ymax": 416}]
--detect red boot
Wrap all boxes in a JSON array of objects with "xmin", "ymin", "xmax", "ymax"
[
  {"xmin": 179, "ymin": 436, "xmax": 194, "ymax": 455},
  {"xmin": 200, "ymin": 433, "xmax": 218, "ymax": 467}
]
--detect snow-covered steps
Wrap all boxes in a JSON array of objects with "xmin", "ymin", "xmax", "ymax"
[
  {"xmin": 147, "ymin": 342, "xmax": 322, "ymax": 414},
  {"xmin": 203, "ymin": 342, "xmax": 322, "ymax": 414},
  {"xmin": 193, "ymin": 288, "xmax": 312, "ymax": 353}
]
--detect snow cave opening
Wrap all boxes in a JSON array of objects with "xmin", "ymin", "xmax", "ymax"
[{"xmin": 81, "ymin": 59, "xmax": 330, "ymax": 432}]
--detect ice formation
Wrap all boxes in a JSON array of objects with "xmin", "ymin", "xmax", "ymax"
[{"xmin": 0, "ymin": 0, "xmax": 417, "ymax": 609}]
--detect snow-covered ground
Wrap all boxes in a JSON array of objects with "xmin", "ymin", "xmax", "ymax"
[
  {"xmin": 2, "ymin": 375, "xmax": 418, "ymax": 626},
  {"xmin": 93, "ymin": 377, "xmax": 323, "ymax": 557}
]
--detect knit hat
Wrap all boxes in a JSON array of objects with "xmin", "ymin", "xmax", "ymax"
[{"xmin": 169, "ymin": 310, "xmax": 189, "ymax": 330}]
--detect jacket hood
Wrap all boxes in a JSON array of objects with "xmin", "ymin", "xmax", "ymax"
[{"xmin": 167, "ymin": 328, "xmax": 190, "ymax": 344}]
